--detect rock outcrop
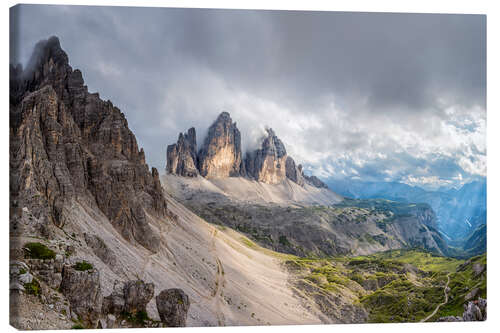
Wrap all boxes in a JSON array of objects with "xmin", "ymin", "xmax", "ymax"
[
  {"xmin": 285, "ymin": 157, "xmax": 305, "ymax": 186},
  {"xmin": 246, "ymin": 128, "xmax": 288, "ymax": 184},
  {"xmin": 165, "ymin": 112, "xmax": 330, "ymax": 188},
  {"xmin": 439, "ymin": 298, "xmax": 487, "ymax": 322},
  {"xmin": 166, "ymin": 128, "xmax": 198, "ymax": 177},
  {"xmin": 84, "ymin": 233, "xmax": 118, "ymax": 270},
  {"xmin": 304, "ymin": 175, "xmax": 328, "ymax": 188},
  {"xmin": 463, "ymin": 298, "xmax": 487, "ymax": 321},
  {"xmin": 102, "ymin": 280, "xmax": 154, "ymax": 316},
  {"xmin": 60, "ymin": 264, "xmax": 102, "ymax": 326},
  {"xmin": 156, "ymin": 288, "xmax": 190, "ymax": 327},
  {"xmin": 10, "ymin": 36, "xmax": 168, "ymax": 253},
  {"xmin": 197, "ymin": 112, "xmax": 244, "ymax": 178},
  {"xmin": 122, "ymin": 280, "xmax": 155, "ymax": 314}
]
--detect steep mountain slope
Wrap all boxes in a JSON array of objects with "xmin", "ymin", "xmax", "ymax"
[
  {"xmin": 163, "ymin": 174, "xmax": 342, "ymax": 206},
  {"xmin": 327, "ymin": 178, "xmax": 487, "ymax": 252},
  {"xmin": 165, "ymin": 111, "xmax": 329, "ymax": 189},
  {"xmin": 10, "ymin": 36, "xmax": 167, "ymax": 253},
  {"xmin": 10, "ymin": 36, "xmax": 486, "ymax": 330},
  {"xmin": 164, "ymin": 174, "xmax": 449, "ymax": 257},
  {"xmin": 8, "ymin": 36, "xmax": 342, "ymax": 329}
]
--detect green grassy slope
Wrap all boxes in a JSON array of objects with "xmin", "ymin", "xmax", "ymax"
[{"xmin": 284, "ymin": 249, "xmax": 485, "ymax": 323}]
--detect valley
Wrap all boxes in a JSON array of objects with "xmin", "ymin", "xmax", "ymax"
[{"xmin": 9, "ymin": 36, "xmax": 487, "ymax": 330}]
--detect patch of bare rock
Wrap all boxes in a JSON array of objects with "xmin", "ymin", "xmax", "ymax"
[
  {"xmin": 438, "ymin": 298, "xmax": 487, "ymax": 322},
  {"xmin": 10, "ymin": 254, "xmax": 190, "ymax": 329},
  {"xmin": 165, "ymin": 111, "xmax": 329, "ymax": 188}
]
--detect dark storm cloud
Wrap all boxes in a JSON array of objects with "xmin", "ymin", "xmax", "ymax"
[{"xmin": 10, "ymin": 5, "xmax": 486, "ymax": 188}]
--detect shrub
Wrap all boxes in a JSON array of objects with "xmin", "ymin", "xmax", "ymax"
[
  {"xmin": 73, "ymin": 261, "xmax": 93, "ymax": 271},
  {"xmin": 24, "ymin": 279, "xmax": 41, "ymax": 296},
  {"xmin": 279, "ymin": 235, "xmax": 291, "ymax": 246},
  {"xmin": 24, "ymin": 242, "xmax": 56, "ymax": 260},
  {"xmin": 121, "ymin": 310, "xmax": 149, "ymax": 325}
]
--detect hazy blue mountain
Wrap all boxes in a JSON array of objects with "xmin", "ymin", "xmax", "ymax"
[{"xmin": 326, "ymin": 178, "xmax": 486, "ymax": 251}]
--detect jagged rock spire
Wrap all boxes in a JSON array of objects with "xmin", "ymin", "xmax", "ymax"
[
  {"xmin": 197, "ymin": 112, "xmax": 244, "ymax": 178},
  {"xmin": 245, "ymin": 128, "xmax": 288, "ymax": 184},
  {"xmin": 10, "ymin": 36, "xmax": 168, "ymax": 252},
  {"xmin": 166, "ymin": 128, "xmax": 198, "ymax": 177}
]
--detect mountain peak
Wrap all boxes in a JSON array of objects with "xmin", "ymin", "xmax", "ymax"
[
  {"xmin": 217, "ymin": 111, "xmax": 231, "ymax": 120},
  {"xmin": 26, "ymin": 36, "xmax": 69, "ymax": 73},
  {"xmin": 197, "ymin": 112, "xmax": 244, "ymax": 178}
]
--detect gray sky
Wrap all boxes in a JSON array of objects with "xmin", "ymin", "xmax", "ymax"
[{"xmin": 10, "ymin": 5, "xmax": 486, "ymax": 189}]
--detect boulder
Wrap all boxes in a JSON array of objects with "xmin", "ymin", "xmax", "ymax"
[
  {"xmin": 156, "ymin": 288, "xmax": 190, "ymax": 327},
  {"xmin": 102, "ymin": 281, "xmax": 126, "ymax": 316},
  {"xmin": 103, "ymin": 279, "xmax": 154, "ymax": 315},
  {"xmin": 123, "ymin": 280, "xmax": 155, "ymax": 314},
  {"xmin": 59, "ymin": 264, "xmax": 102, "ymax": 326},
  {"xmin": 463, "ymin": 300, "xmax": 484, "ymax": 321}
]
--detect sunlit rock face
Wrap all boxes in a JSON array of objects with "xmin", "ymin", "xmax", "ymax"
[
  {"xmin": 197, "ymin": 112, "xmax": 244, "ymax": 178},
  {"xmin": 166, "ymin": 128, "xmax": 198, "ymax": 177},
  {"xmin": 246, "ymin": 128, "xmax": 288, "ymax": 185}
]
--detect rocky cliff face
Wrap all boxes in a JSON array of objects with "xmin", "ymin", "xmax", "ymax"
[
  {"xmin": 166, "ymin": 128, "xmax": 198, "ymax": 177},
  {"xmin": 10, "ymin": 36, "xmax": 168, "ymax": 252},
  {"xmin": 197, "ymin": 112, "xmax": 244, "ymax": 178},
  {"xmin": 285, "ymin": 157, "xmax": 305, "ymax": 186},
  {"xmin": 304, "ymin": 175, "xmax": 328, "ymax": 188},
  {"xmin": 245, "ymin": 128, "xmax": 288, "ymax": 185},
  {"xmin": 165, "ymin": 112, "xmax": 329, "ymax": 188}
]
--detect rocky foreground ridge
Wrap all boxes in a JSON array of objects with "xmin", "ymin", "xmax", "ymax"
[{"xmin": 166, "ymin": 112, "xmax": 328, "ymax": 187}]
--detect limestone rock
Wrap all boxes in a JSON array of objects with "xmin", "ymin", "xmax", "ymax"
[
  {"xmin": 84, "ymin": 233, "xmax": 118, "ymax": 270},
  {"xmin": 102, "ymin": 281, "xmax": 126, "ymax": 316},
  {"xmin": 246, "ymin": 128, "xmax": 288, "ymax": 184},
  {"xmin": 60, "ymin": 264, "xmax": 102, "ymax": 326},
  {"xmin": 304, "ymin": 175, "xmax": 328, "ymax": 188},
  {"xmin": 198, "ymin": 112, "xmax": 244, "ymax": 178},
  {"xmin": 438, "ymin": 316, "xmax": 463, "ymax": 322},
  {"xmin": 463, "ymin": 300, "xmax": 484, "ymax": 321},
  {"xmin": 166, "ymin": 128, "xmax": 198, "ymax": 177},
  {"xmin": 10, "ymin": 36, "xmax": 168, "ymax": 253},
  {"xmin": 123, "ymin": 280, "xmax": 155, "ymax": 314},
  {"xmin": 285, "ymin": 157, "xmax": 305, "ymax": 186},
  {"xmin": 156, "ymin": 288, "xmax": 190, "ymax": 327},
  {"xmin": 102, "ymin": 279, "xmax": 154, "ymax": 315}
]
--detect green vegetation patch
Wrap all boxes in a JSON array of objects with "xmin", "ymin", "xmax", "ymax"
[
  {"xmin": 24, "ymin": 278, "xmax": 41, "ymax": 296},
  {"xmin": 73, "ymin": 261, "xmax": 93, "ymax": 271},
  {"xmin": 24, "ymin": 242, "xmax": 56, "ymax": 260},
  {"xmin": 353, "ymin": 249, "xmax": 463, "ymax": 273},
  {"xmin": 361, "ymin": 277, "xmax": 444, "ymax": 322},
  {"xmin": 433, "ymin": 254, "xmax": 486, "ymax": 319},
  {"xmin": 121, "ymin": 310, "xmax": 150, "ymax": 326}
]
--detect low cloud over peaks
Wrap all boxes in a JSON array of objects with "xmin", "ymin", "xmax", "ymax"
[{"xmin": 10, "ymin": 5, "xmax": 486, "ymax": 189}]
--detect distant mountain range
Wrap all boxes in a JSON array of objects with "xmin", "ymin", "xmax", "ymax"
[{"xmin": 326, "ymin": 178, "xmax": 486, "ymax": 253}]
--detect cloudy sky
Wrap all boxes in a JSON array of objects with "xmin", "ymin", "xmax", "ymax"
[{"xmin": 10, "ymin": 5, "xmax": 486, "ymax": 189}]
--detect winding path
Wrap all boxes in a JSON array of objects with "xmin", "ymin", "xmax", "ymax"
[{"xmin": 420, "ymin": 273, "xmax": 451, "ymax": 322}]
